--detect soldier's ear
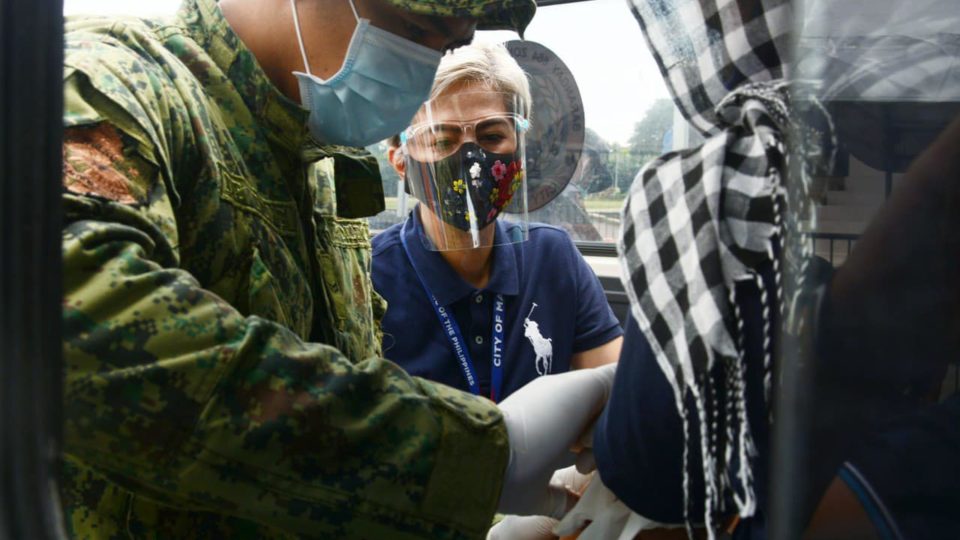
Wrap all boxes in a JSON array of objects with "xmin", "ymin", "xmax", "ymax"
[{"xmin": 387, "ymin": 145, "xmax": 406, "ymax": 179}]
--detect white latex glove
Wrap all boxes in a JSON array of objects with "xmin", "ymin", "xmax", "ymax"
[
  {"xmin": 572, "ymin": 420, "xmax": 598, "ymax": 474},
  {"xmin": 497, "ymin": 363, "xmax": 617, "ymax": 517},
  {"xmin": 486, "ymin": 515, "xmax": 557, "ymax": 540},
  {"xmin": 549, "ymin": 465, "xmax": 593, "ymax": 497},
  {"xmin": 488, "ymin": 467, "xmax": 594, "ymax": 540},
  {"xmin": 554, "ymin": 473, "xmax": 682, "ymax": 540}
]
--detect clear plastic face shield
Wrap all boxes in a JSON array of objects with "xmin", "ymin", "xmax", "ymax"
[{"xmin": 400, "ymin": 91, "xmax": 530, "ymax": 251}]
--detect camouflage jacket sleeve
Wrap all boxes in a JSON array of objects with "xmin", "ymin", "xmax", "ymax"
[{"xmin": 61, "ymin": 84, "xmax": 508, "ymax": 540}]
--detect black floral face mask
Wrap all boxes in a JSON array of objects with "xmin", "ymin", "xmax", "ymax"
[{"xmin": 409, "ymin": 143, "xmax": 524, "ymax": 232}]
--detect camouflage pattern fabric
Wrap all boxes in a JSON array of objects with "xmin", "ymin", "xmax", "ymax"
[
  {"xmin": 385, "ymin": 0, "xmax": 536, "ymax": 36},
  {"xmin": 60, "ymin": 0, "xmax": 513, "ymax": 538}
]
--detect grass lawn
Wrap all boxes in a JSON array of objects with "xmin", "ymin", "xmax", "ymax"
[{"xmin": 584, "ymin": 198, "xmax": 626, "ymax": 212}]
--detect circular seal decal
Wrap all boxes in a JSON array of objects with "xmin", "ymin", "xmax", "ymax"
[{"xmin": 505, "ymin": 40, "xmax": 585, "ymax": 211}]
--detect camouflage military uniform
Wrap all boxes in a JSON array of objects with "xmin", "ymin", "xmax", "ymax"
[{"xmin": 61, "ymin": 0, "xmax": 533, "ymax": 537}]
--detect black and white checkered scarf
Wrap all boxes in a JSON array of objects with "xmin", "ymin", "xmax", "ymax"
[{"xmin": 618, "ymin": 0, "xmax": 810, "ymax": 534}]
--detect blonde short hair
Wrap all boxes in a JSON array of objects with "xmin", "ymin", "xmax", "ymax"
[{"xmin": 430, "ymin": 41, "xmax": 532, "ymax": 116}]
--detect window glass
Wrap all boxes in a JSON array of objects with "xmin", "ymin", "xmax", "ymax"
[
  {"xmin": 772, "ymin": 0, "xmax": 960, "ymax": 534},
  {"xmin": 367, "ymin": 0, "xmax": 680, "ymax": 244}
]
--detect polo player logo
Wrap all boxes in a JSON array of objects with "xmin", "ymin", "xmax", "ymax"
[{"xmin": 523, "ymin": 303, "xmax": 553, "ymax": 375}]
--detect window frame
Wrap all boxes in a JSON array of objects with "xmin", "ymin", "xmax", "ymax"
[{"xmin": 0, "ymin": 0, "xmax": 68, "ymax": 538}]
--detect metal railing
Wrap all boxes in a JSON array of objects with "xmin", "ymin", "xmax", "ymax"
[{"xmin": 804, "ymin": 232, "xmax": 859, "ymax": 267}]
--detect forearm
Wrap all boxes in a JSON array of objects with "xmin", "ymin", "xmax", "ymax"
[{"xmin": 63, "ymin": 217, "xmax": 509, "ymax": 538}]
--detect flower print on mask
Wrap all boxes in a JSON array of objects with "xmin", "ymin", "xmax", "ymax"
[
  {"xmin": 491, "ymin": 160, "xmax": 507, "ymax": 181},
  {"xmin": 491, "ymin": 161, "xmax": 523, "ymax": 212}
]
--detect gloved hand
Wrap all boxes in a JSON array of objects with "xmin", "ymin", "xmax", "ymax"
[
  {"xmin": 488, "ymin": 467, "xmax": 595, "ymax": 540},
  {"xmin": 550, "ymin": 465, "xmax": 593, "ymax": 498},
  {"xmin": 497, "ymin": 363, "xmax": 617, "ymax": 517},
  {"xmin": 554, "ymin": 472, "xmax": 679, "ymax": 540},
  {"xmin": 486, "ymin": 515, "xmax": 558, "ymax": 540}
]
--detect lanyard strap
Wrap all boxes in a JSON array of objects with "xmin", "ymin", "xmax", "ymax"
[
  {"xmin": 490, "ymin": 293, "xmax": 506, "ymax": 402},
  {"xmin": 400, "ymin": 218, "xmax": 505, "ymax": 401}
]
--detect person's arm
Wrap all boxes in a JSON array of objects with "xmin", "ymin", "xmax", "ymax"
[
  {"xmin": 62, "ymin": 121, "xmax": 511, "ymax": 538},
  {"xmin": 567, "ymin": 233, "xmax": 624, "ymax": 370},
  {"xmin": 805, "ymin": 395, "xmax": 960, "ymax": 540},
  {"xmin": 571, "ymin": 336, "xmax": 622, "ymax": 369},
  {"xmin": 804, "ymin": 475, "xmax": 881, "ymax": 540},
  {"xmin": 63, "ymin": 217, "xmax": 511, "ymax": 538}
]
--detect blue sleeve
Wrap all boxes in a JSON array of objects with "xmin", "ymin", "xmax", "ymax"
[
  {"xmin": 593, "ymin": 263, "xmax": 778, "ymax": 535},
  {"xmin": 593, "ymin": 310, "xmax": 697, "ymax": 523},
  {"xmin": 569, "ymin": 237, "xmax": 622, "ymax": 353}
]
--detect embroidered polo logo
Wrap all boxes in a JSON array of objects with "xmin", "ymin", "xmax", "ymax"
[{"xmin": 523, "ymin": 303, "xmax": 553, "ymax": 375}]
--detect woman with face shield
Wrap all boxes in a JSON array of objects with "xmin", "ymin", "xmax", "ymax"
[{"xmin": 372, "ymin": 41, "xmax": 623, "ymax": 406}]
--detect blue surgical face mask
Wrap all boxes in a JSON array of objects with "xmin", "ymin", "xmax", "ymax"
[{"xmin": 289, "ymin": 0, "xmax": 442, "ymax": 147}]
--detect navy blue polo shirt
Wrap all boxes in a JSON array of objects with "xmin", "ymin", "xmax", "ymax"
[{"xmin": 371, "ymin": 208, "xmax": 622, "ymax": 401}]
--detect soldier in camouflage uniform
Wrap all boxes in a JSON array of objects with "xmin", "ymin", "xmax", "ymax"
[{"xmin": 60, "ymin": 0, "xmax": 619, "ymax": 538}]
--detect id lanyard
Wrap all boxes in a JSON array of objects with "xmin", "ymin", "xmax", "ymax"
[{"xmin": 400, "ymin": 218, "xmax": 506, "ymax": 402}]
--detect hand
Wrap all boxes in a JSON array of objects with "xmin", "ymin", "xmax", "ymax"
[
  {"xmin": 549, "ymin": 465, "xmax": 593, "ymax": 499},
  {"xmin": 488, "ymin": 468, "xmax": 594, "ymax": 540},
  {"xmin": 486, "ymin": 515, "xmax": 558, "ymax": 540},
  {"xmin": 554, "ymin": 473, "xmax": 685, "ymax": 540},
  {"xmin": 497, "ymin": 364, "xmax": 617, "ymax": 517}
]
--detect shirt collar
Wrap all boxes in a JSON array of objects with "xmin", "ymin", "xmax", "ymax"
[
  {"xmin": 404, "ymin": 207, "xmax": 520, "ymax": 307},
  {"xmin": 177, "ymin": 0, "xmax": 310, "ymax": 152}
]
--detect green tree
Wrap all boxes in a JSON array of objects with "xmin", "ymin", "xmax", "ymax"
[
  {"xmin": 603, "ymin": 99, "xmax": 674, "ymax": 195},
  {"xmin": 628, "ymin": 99, "xmax": 675, "ymax": 170}
]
